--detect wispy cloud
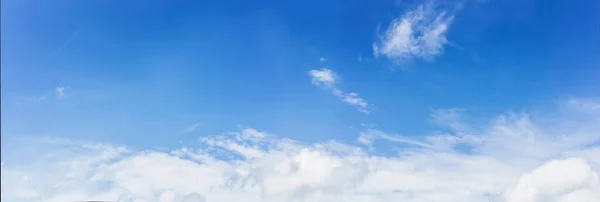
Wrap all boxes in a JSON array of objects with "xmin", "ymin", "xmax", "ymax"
[
  {"xmin": 319, "ymin": 57, "xmax": 327, "ymax": 62},
  {"xmin": 308, "ymin": 68, "xmax": 371, "ymax": 113},
  {"xmin": 358, "ymin": 128, "xmax": 433, "ymax": 149},
  {"xmin": 15, "ymin": 86, "xmax": 67, "ymax": 106},
  {"xmin": 567, "ymin": 98, "xmax": 600, "ymax": 113},
  {"xmin": 46, "ymin": 29, "xmax": 80, "ymax": 60},
  {"xmin": 373, "ymin": 2, "xmax": 455, "ymax": 63},
  {"xmin": 341, "ymin": 93, "xmax": 370, "ymax": 113},
  {"xmin": 357, "ymin": 56, "xmax": 370, "ymax": 63},
  {"xmin": 430, "ymin": 108, "xmax": 471, "ymax": 132},
  {"xmin": 309, "ymin": 68, "xmax": 338, "ymax": 87},
  {"xmin": 2, "ymin": 99, "xmax": 599, "ymax": 202},
  {"xmin": 16, "ymin": 95, "xmax": 46, "ymax": 106},
  {"xmin": 185, "ymin": 122, "xmax": 202, "ymax": 133}
]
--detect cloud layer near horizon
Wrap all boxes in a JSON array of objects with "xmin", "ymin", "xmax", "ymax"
[{"xmin": 2, "ymin": 99, "xmax": 600, "ymax": 202}]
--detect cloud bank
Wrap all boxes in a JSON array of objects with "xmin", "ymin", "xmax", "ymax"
[
  {"xmin": 373, "ymin": 2, "xmax": 454, "ymax": 63},
  {"xmin": 2, "ymin": 99, "xmax": 599, "ymax": 202},
  {"xmin": 308, "ymin": 68, "xmax": 371, "ymax": 113}
]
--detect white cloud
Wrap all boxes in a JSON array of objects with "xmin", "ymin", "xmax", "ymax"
[
  {"xmin": 308, "ymin": 68, "xmax": 371, "ymax": 113},
  {"xmin": 15, "ymin": 86, "xmax": 68, "ymax": 106},
  {"xmin": 373, "ymin": 2, "xmax": 454, "ymax": 63},
  {"xmin": 319, "ymin": 57, "xmax": 327, "ymax": 62},
  {"xmin": 309, "ymin": 68, "xmax": 338, "ymax": 87},
  {"xmin": 358, "ymin": 129, "xmax": 432, "ymax": 149},
  {"xmin": 185, "ymin": 123, "xmax": 202, "ymax": 133},
  {"xmin": 342, "ymin": 93, "xmax": 370, "ymax": 113},
  {"xmin": 55, "ymin": 87, "xmax": 65, "ymax": 97},
  {"xmin": 504, "ymin": 157, "xmax": 600, "ymax": 202},
  {"xmin": 2, "ymin": 99, "xmax": 600, "ymax": 202}
]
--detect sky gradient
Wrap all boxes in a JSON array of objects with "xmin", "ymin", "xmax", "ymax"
[{"xmin": 1, "ymin": 0, "xmax": 599, "ymax": 201}]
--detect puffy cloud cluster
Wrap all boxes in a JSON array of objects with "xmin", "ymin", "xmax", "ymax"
[
  {"xmin": 2, "ymin": 99, "xmax": 600, "ymax": 202},
  {"xmin": 504, "ymin": 158, "xmax": 600, "ymax": 202},
  {"xmin": 373, "ymin": 2, "xmax": 454, "ymax": 63}
]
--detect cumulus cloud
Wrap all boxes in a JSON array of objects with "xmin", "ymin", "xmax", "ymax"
[
  {"xmin": 308, "ymin": 68, "xmax": 371, "ymax": 113},
  {"xmin": 373, "ymin": 2, "xmax": 454, "ymax": 63},
  {"xmin": 504, "ymin": 157, "xmax": 600, "ymax": 202},
  {"xmin": 2, "ymin": 99, "xmax": 600, "ymax": 202}
]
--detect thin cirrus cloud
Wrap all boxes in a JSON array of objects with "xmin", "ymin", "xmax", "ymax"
[
  {"xmin": 308, "ymin": 68, "xmax": 371, "ymax": 113},
  {"xmin": 16, "ymin": 86, "xmax": 68, "ymax": 106},
  {"xmin": 1, "ymin": 98, "xmax": 599, "ymax": 202},
  {"xmin": 16, "ymin": 95, "xmax": 47, "ymax": 106},
  {"xmin": 185, "ymin": 123, "xmax": 202, "ymax": 133},
  {"xmin": 17, "ymin": 86, "xmax": 67, "ymax": 105},
  {"xmin": 429, "ymin": 108, "xmax": 472, "ymax": 132},
  {"xmin": 373, "ymin": 2, "xmax": 455, "ymax": 63}
]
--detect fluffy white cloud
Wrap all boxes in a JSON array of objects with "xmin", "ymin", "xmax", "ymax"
[
  {"xmin": 373, "ymin": 2, "xmax": 454, "ymax": 63},
  {"xmin": 2, "ymin": 99, "xmax": 600, "ymax": 202},
  {"xmin": 308, "ymin": 68, "xmax": 371, "ymax": 113},
  {"xmin": 504, "ymin": 158, "xmax": 600, "ymax": 202}
]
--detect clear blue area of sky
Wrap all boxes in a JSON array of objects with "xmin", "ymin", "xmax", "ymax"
[{"xmin": 1, "ymin": 0, "xmax": 599, "ymax": 149}]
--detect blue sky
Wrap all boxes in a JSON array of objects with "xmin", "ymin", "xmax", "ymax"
[
  {"xmin": 1, "ymin": 0, "xmax": 599, "ymax": 147},
  {"xmin": 2, "ymin": 0, "xmax": 600, "ymax": 201}
]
